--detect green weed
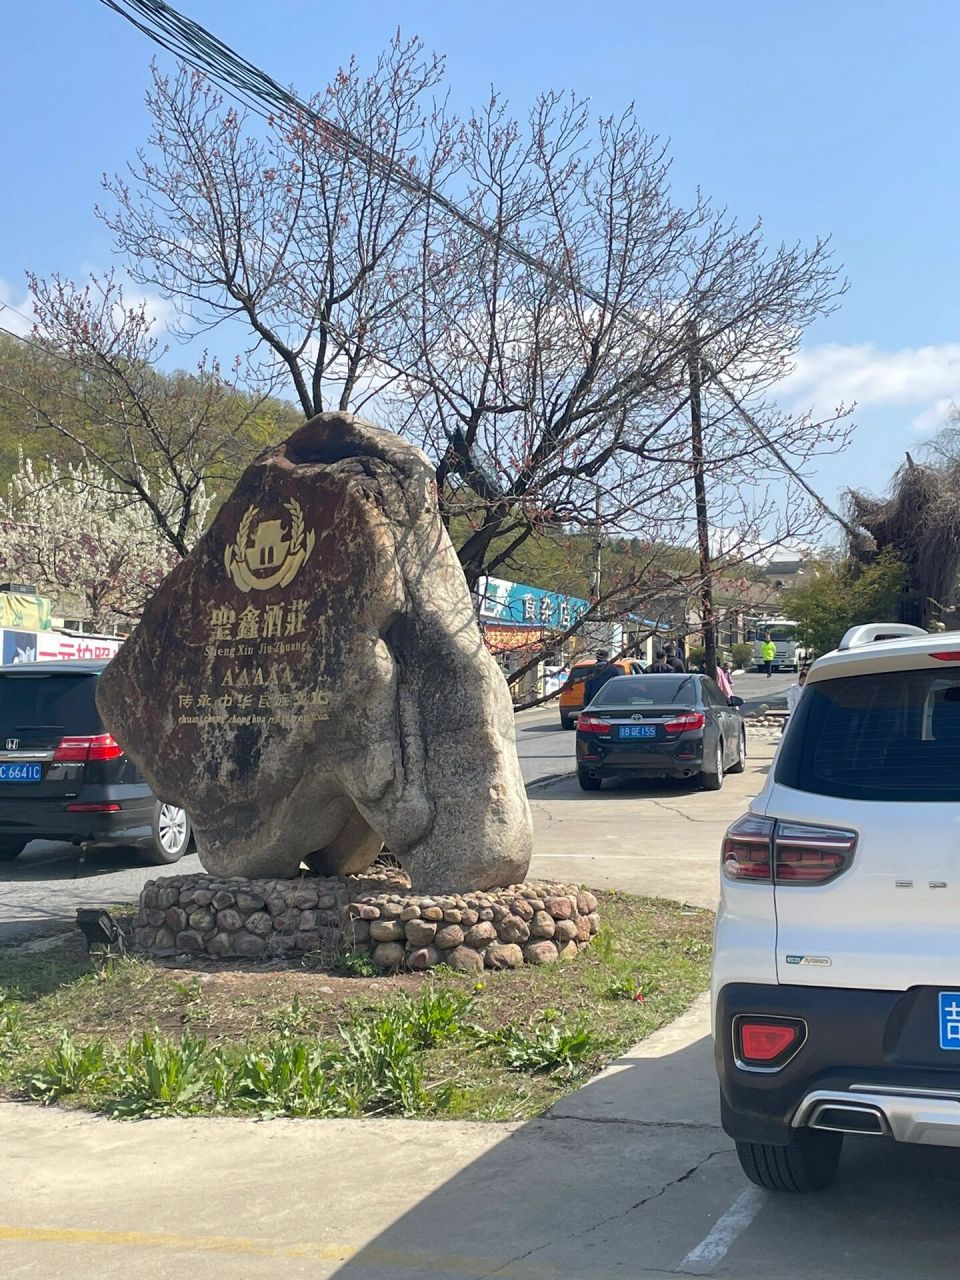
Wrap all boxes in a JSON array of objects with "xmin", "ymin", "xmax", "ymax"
[
  {"xmin": 22, "ymin": 1033, "xmax": 108, "ymax": 1103},
  {"xmin": 263, "ymin": 994, "xmax": 311, "ymax": 1036},
  {"xmin": 484, "ymin": 1019, "xmax": 601, "ymax": 1079},
  {"xmin": 336, "ymin": 951, "xmax": 378, "ymax": 978},
  {"xmin": 229, "ymin": 1037, "xmax": 357, "ymax": 1117},
  {"xmin": 0, "ymin": 994, "xmax": 21, "ymax": 1061},
  {"xmin": 106, "ymin": 1030, "xmax": 213, "ymax": 1117},
  {"xmin": 340, "ymin": 1013, "xmax": 426, "ymax": 1115},
  {"xmin": 400, "ymin": 987, "xmax": 474, "ymax": 1049}
]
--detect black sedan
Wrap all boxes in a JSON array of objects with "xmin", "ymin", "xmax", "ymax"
[{"xmin": 575, "ymin": 674, "xmax": 745, "ymax": 791}]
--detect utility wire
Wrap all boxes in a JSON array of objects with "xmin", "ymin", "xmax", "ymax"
[{"xmin": 94, "ymin": 0, "xmax": 856, "ymax": 538}]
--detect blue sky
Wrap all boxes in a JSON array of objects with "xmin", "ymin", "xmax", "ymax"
[{"xmin": 2, "ymin": 0, "xmax": 959, "ymax": 520}]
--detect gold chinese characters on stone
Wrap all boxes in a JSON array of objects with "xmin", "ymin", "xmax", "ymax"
[{"xmin": 225, "ymin": 500, "xmax": 316, "ymax": 593}]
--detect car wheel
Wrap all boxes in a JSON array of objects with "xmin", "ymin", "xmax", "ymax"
[
  {"xmin": 729, "ymin": 727, "xmax": 747, "ymax": 774},
  {"xmin": 144, "ymin": 802, "xmax": 193, "ymax": 865},
  {"xmin": 577, "ymin": 768, "xmax": 602, "ymax": 792},
  {"xmin": 700, "ymin": 738, "xmax": 724, "ymax": 791},
  {"xmin": 561, "ymin": 715, "xmax": 575, "ymax": 730},
  {"xmin": 0, "ymin": 840, "xmax": 25, "ymax": 862},
  {"xmin": 736, "ymin": 1131, "xmax": 843, "ymax": 1193}
]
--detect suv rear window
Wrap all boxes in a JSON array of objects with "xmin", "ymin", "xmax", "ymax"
[
  {"xmin": 777, "ymin": 666, "xmax": 960, "ymax": 802},
  {"xmin": 0, "ymin": 673, "xmax": 102, "ymax": 739}
]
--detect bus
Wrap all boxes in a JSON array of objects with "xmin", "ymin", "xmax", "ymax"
[{"xmin": 748, "ymin": 618, "xmax": 805, "ymax": 672}]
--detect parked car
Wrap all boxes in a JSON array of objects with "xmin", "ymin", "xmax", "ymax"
[
  {"xmin": 713, "ymin": 622, "xmax": 960, "ymax": 1192},
  {"xmin": 558, "ymin": 657, "xmax": 646, "ymax": 730},
  {"xmin": 574, "ymin": 672, "xmax": 745, "ymax": 791},
  {"xmin": 0, "ymin": 659, "xmax": 192, "ymax": 865}
]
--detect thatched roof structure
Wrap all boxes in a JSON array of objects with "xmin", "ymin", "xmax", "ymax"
[{"xmin": 848, "ymin": 454, "xmax": 960, "ymax": 626}]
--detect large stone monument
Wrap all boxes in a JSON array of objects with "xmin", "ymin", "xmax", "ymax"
[{"xmin": 97, "ymin": 413, "xmax": 533, "ymax": 892}]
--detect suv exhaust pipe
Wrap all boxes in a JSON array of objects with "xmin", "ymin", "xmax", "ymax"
[{"xmin": 808, "ymin": 1102, "xmax": 889, "ymax": 1136}]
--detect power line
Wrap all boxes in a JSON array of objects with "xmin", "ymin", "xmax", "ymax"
[{"xmin": 95, "ymin": 0, "xmax": 855, "ymax": 538}]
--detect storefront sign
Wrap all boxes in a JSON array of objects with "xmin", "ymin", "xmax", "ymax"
[{"xmin": 475, "ymin": 576, "xmax": 588, "ymax": 630}]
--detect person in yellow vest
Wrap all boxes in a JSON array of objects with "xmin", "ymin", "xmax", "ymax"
[{"xmin": 760, "ymin": 634, "xmax": 777, "ymax": 679}]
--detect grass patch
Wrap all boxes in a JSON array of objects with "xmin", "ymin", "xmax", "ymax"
[{"xmin": 0, "ymin": 893, "xmax": 711, "ymax": 1121}]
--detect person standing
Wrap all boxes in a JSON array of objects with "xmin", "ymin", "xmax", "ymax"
[
  {"xmin": 716, "ymin": 661, "xmax": 734, "ymax": 698},
  {"xmin": 650, "ymin": 650, "xmax": 673, "ymax": 674},
  {"xmin": 664, "ymin": 643, "xmax": 686, "ymax": 673},
  {"xmin": 760, "ymin": 633, "xmax": 777, "ymax": 679},
  {"xmin": 786, "ymin": 665, "xmax": 809, "ymax": 717},
  {"xmin": 582, "ymin": 650, "xmax": 620, "ymax": 705}
]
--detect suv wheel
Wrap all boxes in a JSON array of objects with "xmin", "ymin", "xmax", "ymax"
[
  {"xmin": 0, "ymin": 840, "xmax": 25, "ymax": 862},
  {"xmin": 736, "ymin": 1131, "xmax": 843, "ymax": 1193},
  {"xmin": 700, "ymin": 739, "xmax": 724, "ymax": 791},
  {"xmin": 145, "ymin": 802, "xmax": 192, "ymax": 865},
  {"xmin": 728, "ymin": 727, "xmax": 747, "ymax": 774},
  {"xmin": 577, "ymin": 767, "xmax": 602, "ymax": 792}
]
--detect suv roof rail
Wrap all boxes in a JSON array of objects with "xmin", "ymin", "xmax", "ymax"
[{"xmin": 837, "ymin": 623, "xmax": 928, "ymax": 651}]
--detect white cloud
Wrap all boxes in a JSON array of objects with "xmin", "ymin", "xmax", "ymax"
[
  {"xmin": 0, "ymin": 277, "xmax": 36, "ymax": 336},
  {"xmin": 778, "ymin": 341, "xmax": 960, "ymax": 433},
  {"xmin": 117, "ymin": 287, "xmax": 177, "ymax": 335}
]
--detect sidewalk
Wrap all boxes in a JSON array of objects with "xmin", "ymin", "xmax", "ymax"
[{"xmin": 0, "ymin": 997, "xmax": 733, "ymax": 1280}]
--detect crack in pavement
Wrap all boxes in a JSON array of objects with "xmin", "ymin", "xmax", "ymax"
[
  {"xmin": 542, "ymin": 1112, "xmax": 724, "ymax": 1132},
  {"xmin": 649, "ymin": 800, "xmax": 702, "ymax": 824},
  {"xmin": 473, "ymin": 1149, "xmax": 730, "ymax": 1280}
]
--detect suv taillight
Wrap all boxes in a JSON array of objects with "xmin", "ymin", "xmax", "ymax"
[
  {"xmin": 53, "ymin": 734, "xmax": 124, "ymax": 763},
  {"xmin": 722, "ymin": 814, "xmax": 774, "ymax": 881},
  {"xmin": 774, "ymin": 822, "xmax": 858, "ymax": 884},
  {"xmin": 663, "ymin": 711, "xmax": 706, "ymax": 733},
  {"xmin": 577, "ymin": 715, "xmax": 612, "ymax": 735},
  {"xmin": 722, "ymin": 814, "xmax": 858, "ymax": 885}
]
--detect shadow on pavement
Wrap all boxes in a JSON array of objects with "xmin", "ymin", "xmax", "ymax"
[
  {"xmin": 326, "ymin": 1010, "xmax": 960, "ymax": 1280},
  {"xmin": 330, "ymin": 1024, "xmax": 737, "ymax": 1280},
  {"xmin": 0, "ymin": 842, "xmax": 160, "ymax": 883}
]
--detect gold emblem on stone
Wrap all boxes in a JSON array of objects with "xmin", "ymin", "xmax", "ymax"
[{"xmin": 225, "ymin": 500, "xmax": 316, "ymax": 593}]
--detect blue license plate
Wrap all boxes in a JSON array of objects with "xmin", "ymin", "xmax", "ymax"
[
  {"xmin": 0, "ymin": 762, "xmax": 42, "ymax": 783},
  {"xmin": 939, "ymin": 992, "xmax": 960, "ymax": 1050},
  {"xmin": 619, "ymin": 725, "xmax": 656, "ymax": 739}
]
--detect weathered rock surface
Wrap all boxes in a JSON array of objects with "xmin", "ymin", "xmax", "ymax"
[{"xmin": 97, "ymin": 413, "xmax": 532, "ymax": 892}]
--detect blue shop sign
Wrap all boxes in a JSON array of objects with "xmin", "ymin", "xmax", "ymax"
[{"xmin": 475, "ymin": 576, "xmax": 588, "ymax": 629}]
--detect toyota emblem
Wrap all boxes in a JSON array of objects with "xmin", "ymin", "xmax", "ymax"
[{"xmin": 630, "ymin": 714, "xmax": 644, "ymax": 722}]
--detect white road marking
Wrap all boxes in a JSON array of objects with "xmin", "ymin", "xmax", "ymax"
[{"xmin": 675, "ymin": 1187, "xmax": 766, "ymax": 1274}]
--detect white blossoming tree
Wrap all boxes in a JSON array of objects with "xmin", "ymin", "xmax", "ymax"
[{"xmin": 0, "ymin": 451, "xmax": 212, "ymax": 629}]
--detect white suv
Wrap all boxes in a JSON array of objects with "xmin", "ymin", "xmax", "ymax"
[{"xmin": 713, "ymin": 623, "xmax": 960, "ymax": 1191}]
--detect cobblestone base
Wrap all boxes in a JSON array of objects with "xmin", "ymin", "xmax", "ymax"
[{"xmin": 132, "ymin": 870, "xmax": 599, "ymax": 971}]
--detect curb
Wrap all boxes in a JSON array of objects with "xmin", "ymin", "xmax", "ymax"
[{"xmin": 525, "ymin": 770, "xmax": 573, "ymax": 793}]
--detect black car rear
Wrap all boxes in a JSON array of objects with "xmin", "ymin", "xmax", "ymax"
[
  {"xmin": 574, "ymin": 674, "xmax": 745, "ymax": 791},
  {"xmin": 0, "ymin": 661, "xmax": 190, "ymax": 864}
]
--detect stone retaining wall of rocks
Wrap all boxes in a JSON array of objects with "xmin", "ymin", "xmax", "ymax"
[{"xmin": 131, "ymin": 873, "xmax": 599, "ymax": 971}]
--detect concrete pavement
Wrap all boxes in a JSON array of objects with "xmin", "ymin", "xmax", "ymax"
[
  {"xmin": 4, "ymin": 992, "xmax": 960, "ymax": 1280},
  {"xmin": 528, "ymin": 736, "xmax": 776, "ymax": 908}
]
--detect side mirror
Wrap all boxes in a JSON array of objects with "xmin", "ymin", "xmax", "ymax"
[{"xmin": 729, "ymin": 696, "xmax": 745, "ymax": 708}]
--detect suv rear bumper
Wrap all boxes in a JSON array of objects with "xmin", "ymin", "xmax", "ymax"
[
  {"xmin": 794, "ymin": 1088, "xmax": 960, "ymax": 1147},
  {"xmin": 716, "ymin": 982, "xmax": 960, "ymax": 1146}
]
